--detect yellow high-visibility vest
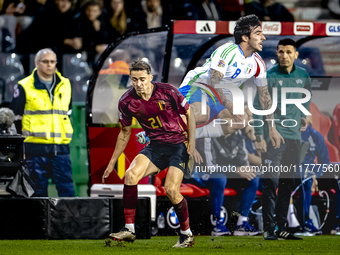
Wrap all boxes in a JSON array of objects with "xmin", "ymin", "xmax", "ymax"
[{"xmin": 20, "ymin": 70, "xmax": 73, "ymax": 145}]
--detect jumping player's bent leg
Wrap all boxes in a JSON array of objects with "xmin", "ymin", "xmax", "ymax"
[
  {"xmin": 109, "ymin": 154, "xmax": 159, "ymax": 243},
  {"xmin": 190, "ymin": 101, "xmax": 210, "ymax": 125},
  {"xmin": 164, "ymin": 166, "xmax": 195, "ymax": 248},
  {"xmin": 195, "ymin": 108, "xmax": 249, "ymax": 139},
  {"xmin": 217, "ymin": 109, "xmax": 249, "ymax": 135}
]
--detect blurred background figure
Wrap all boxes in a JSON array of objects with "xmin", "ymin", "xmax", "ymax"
[
  {"xmin": 23, "ymin": 0, "xmax": 47, "ymax": 17},
  {"xmin": 18, "ymin": 0, "xmax": 82, "ymax": 67},
  {"xmin": 78, "ymin": 0, "xmax": 119, "ymax": 64},
  {"xmin": 217, "ymin": 0, "xmax": 244, "ymax": 20},
  {"xmin": 181, "ymin": 0, "xmax": 222, "ymax": 20},
  {"xmin": 104, "ymin": 0, "xmax": 129, "ymax": 35},
  {"xmin": 0, "ymin": 0, "xmax": 33, "ymax": 50},
  {"xmin": 244, "ymin": 0, "xmax": 294, "ymax": 21},
  {"xmin": 129, "ymin": 0, "xmax": 171, "ymax": 30},
  {"xmin": 196, "ymin": 0, "xmax": 222, "ymax": 20}
]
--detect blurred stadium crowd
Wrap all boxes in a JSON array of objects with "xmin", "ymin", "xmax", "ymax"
[{"xmin": 0, "ymin": 0, "xmax": 338, "ymax": 74}]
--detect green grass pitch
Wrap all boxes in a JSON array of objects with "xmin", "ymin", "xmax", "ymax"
[{"xmin": 1, "ymin": 236, "xmax": 340, "ymax": 255}]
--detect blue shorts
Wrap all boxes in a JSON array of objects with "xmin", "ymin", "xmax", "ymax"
[
  {"xmin": 139, "ymin": 142, "xmax": 191, "ymax": 179},
  {"xmin": 179, "ymin": 85, "xmax": 225, "ymax": 121}
]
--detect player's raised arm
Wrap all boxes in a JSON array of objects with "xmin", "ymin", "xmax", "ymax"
[{"xmin": 102, "ymin": 125, "xmax": 132, "ymax": 183}]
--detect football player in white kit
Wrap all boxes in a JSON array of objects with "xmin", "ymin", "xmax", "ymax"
[{"xmin": 179, "ymin": 14, "xmax": 283, "ymax": 148}]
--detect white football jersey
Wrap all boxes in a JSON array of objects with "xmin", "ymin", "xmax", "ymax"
[{"xmin": 180, "ymin": 43, "xmax": 267, "ymax": 90}]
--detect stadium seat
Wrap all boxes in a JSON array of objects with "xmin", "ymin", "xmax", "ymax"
[
  {"xmin": 0, "ymin": 53, "xmax": 25, "ymax": 103},
  {"xmin": 309, "ymin": 102, "xmax": 340, "ymax": 162},
  {"xmin": 153, "ymin": 169, "xmax": 238, "ymax": 198},
  {"xmin": 224, "ymin": 188, "xmax": 237, "ymax": 196},
  {"xmin": 332, "ymin": 103, "xmax": 340, "ymax": 153},
  {"xmin": 153, "ymin": 168, "xmax": 195, "ymax": 197},
  {"xmin": 62, "ymin": 54, "xmax": 92, "ymax": 103},
  {"xmin": 184, "ymin": 183, "xmax": 210, "ymax": 197}
]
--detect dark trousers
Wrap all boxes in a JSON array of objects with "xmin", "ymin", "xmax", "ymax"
[
  {"xmin": 26, "ymin": 154, "xmax": 75, "ymax": 197},
  {"xmin": 261, "ymin": 139, "xmax": 300, "ymax": 231}
]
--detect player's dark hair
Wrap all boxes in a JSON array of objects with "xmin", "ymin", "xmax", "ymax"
[
  {"xmin": 234, "ymin": 14, "xmax": 261, "ymax": 44},
  {"xmin": 277, "ymin": 38, "xmax": 297, "ymax": 50},
  {"xmin": 129, "ymin": 58, "xmax": 152, "ymax": 74}
]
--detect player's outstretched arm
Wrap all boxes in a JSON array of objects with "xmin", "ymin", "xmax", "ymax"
[
  {"xmin": 257, "ymin": 86, "xmax": 284, "ymax": 149},
  {"xmin": 186, "ymin": 107, "xmax": 203, "ymax": 164},
  {"xmin": 102, "ymin": 125, "xmax": 132, "ymax": 183}
]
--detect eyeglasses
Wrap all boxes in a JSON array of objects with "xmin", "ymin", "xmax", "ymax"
[{"xmin": 39, "ymin": 60, "xmax": 57, "ymax": 64}]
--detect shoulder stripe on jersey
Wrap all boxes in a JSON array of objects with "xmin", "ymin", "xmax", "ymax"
[
  {"xmin": 220, "ymin": 44, "xmax": 235, "ymax": 58},
  {"xmin": 228, "ymin": 53, "xmax": 236, "ymax": 65},
  {"xmin": 254, "ymin": 54, "xmax": 266, "ymax": 77},
  {"xmin": 212, "ymin": 48, "xmax": 218, "ymax": 57},
  {"xmin": 221, "ymin": 45, "xmax": 237, "ymax": 60},
  {"xmin": 188, "ymin": 71, "xmax": 207, "ymax": 86},
  {"xmin": 202, "ymin": 58, "xmax": 211, "ymax": 68},
  {"xmin": 254, "ymin": 53, "xmax": 265, "ymax": 69},
  {"xmin": 254, "ymin": 58, "xmax": 261, "ymax": 78}
]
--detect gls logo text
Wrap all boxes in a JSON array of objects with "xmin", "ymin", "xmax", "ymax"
[{"xmin": 326, "ymin": 23, "xmax": 340, "ymax": 36}]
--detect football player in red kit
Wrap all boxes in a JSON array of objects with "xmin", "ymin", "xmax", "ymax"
[{"xmin": 102, "ymin": 59, "xmax": 202, "ymax": 248}]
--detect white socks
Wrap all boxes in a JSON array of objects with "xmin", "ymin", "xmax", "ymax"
[
  {"xmin": 237, "ymin": 215, "xmax": 248, "ymax": 226},
  {"xmin": 195, "ymin": 120, "xmax": 224, "ymax": 139},
  {"xmin": 180, "ymin": 228, "xmax": 193, "ymax": 236},
  {"xmin": 125, "ymin": 223, "xmax": 135, "ymax": 233},
  {"xmin": 287, "ymin": 204, "xmax": 300, "ymax": 228}
]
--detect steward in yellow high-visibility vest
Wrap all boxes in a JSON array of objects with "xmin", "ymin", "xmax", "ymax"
[
  {"xmin": 20, "ymin": 69, "xmax": 73, "ymax": 145},
  {"xmin": 10, "ymin": 48, "xmax": 75, "ymax": 197}
]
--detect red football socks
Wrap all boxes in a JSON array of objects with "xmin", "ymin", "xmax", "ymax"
[
  {"xmin": 123, "ymin": 184, "xmax": 138, "ymax": 224},
  {"xmin": 174, "ymin": 198, "xmax": 190, "ymax": 231}
]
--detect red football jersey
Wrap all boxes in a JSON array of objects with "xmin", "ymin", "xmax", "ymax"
[{"xmin": 118, "ymin": 82, "xmax": 190, "ymax": 144}]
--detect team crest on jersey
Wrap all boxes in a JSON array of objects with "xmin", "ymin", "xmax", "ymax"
[
  {"xmin": 158, "ymin": 100, "xmax": 166, "ymax": 110},
  {"xmin": 296, "ymin": 79, "xmax": 303, "ymax": 84},
  {"xmin": 232, "ymin": 62, "xmax": 237, "ymax": 68},
  {"xmin": 245, "ymin": 63, "xmax": 253, "ymax": 74},
  {"xmin": 278, "ymin": 80, "xmax": 283, "ymax": 86},
  {"xmin": 218, "ymin": 60, "xmax": 226, "ymax": 67}
]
